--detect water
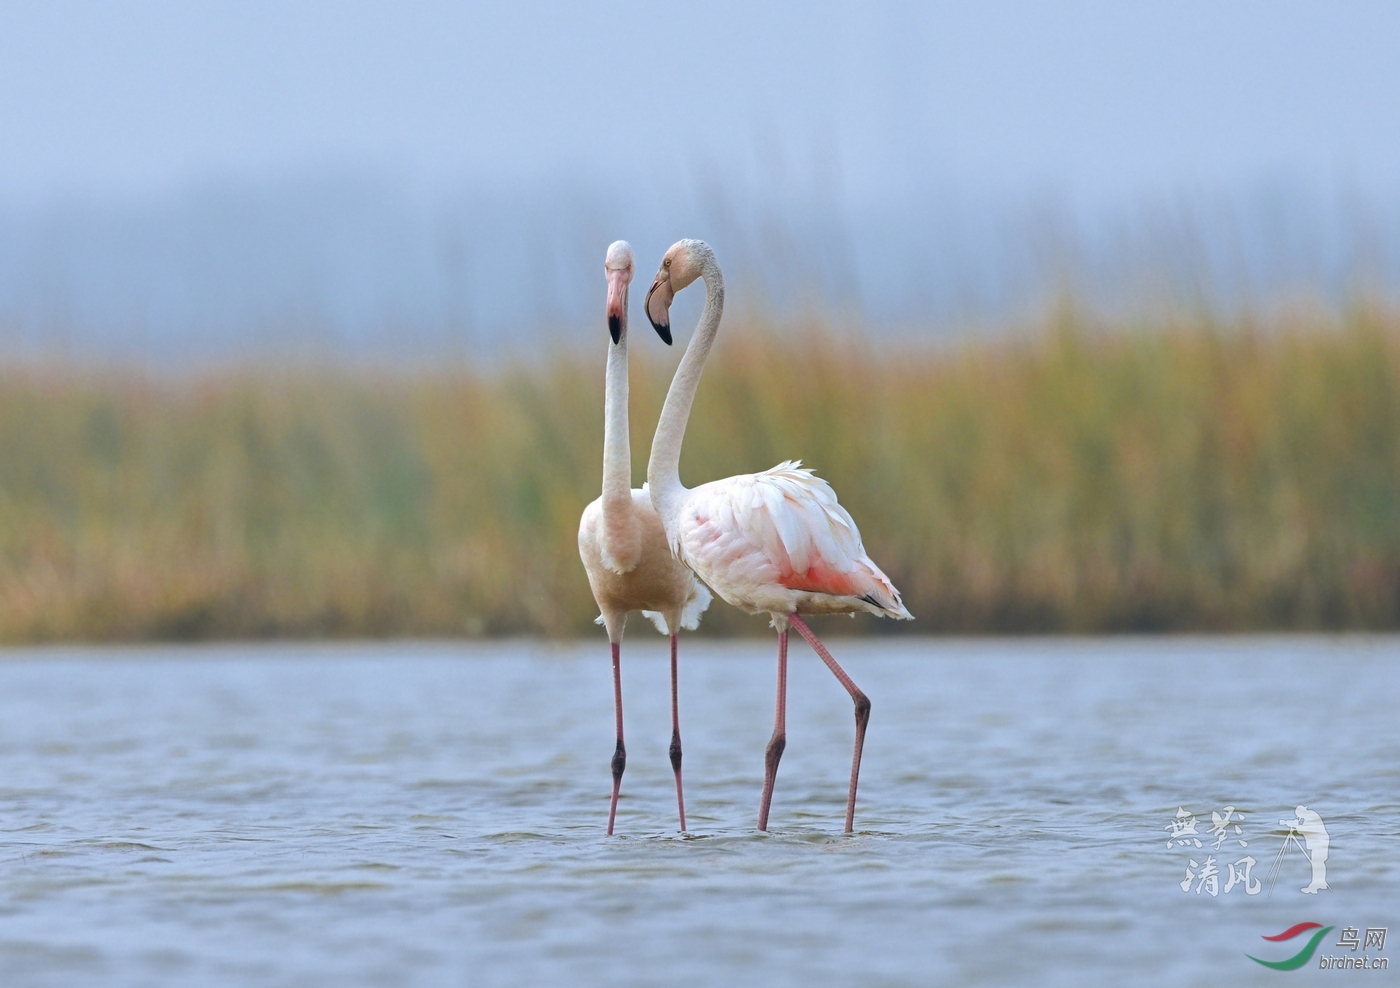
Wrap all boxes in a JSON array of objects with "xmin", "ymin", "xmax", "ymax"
[{"xmin": 1, "ymin": 636, "xmax": 1397, "ymax": 986}]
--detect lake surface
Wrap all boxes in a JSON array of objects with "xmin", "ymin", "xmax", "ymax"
[{"xmin": 1, "ymin": 636, "xmax": 1397, "ymax": 986}]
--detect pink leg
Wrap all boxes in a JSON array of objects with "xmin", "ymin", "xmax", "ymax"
[
  {"xmin": 669, "ymin": 634, "xmax": 687, "ymax": 832},
  {"xmin": 757, "ymin": 629, "xmax": 788, "ymax": 831},
  {"xmin": 607, "ymin": 641, "xmax": 626, "ymax": 836},
  {"xmin": 790, "ymin": 614, "xmax": 870, "ymax": 834}
]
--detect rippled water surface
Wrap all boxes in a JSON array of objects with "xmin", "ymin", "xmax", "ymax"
[{"xmin": 2, "ymin": 637, "xmax": 1398, "ymax": 986}]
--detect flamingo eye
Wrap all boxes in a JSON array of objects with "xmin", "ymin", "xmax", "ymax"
[{"xmin": 663, "ymin": 258, "xmax": 671, "ymax": 268}]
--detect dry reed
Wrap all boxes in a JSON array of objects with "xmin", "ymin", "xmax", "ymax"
[{"xmin": 2, "ymin": 307, "xmax": 1398, "ymax": 641}]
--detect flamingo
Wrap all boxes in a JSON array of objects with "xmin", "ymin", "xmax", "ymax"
[
  {"xmin": 644, "ymin": 239, "xmax": 912, "ymax": 833},
  {"xmin": 578, "ymin": 240, "xmax": 712, "ymax": 835}
]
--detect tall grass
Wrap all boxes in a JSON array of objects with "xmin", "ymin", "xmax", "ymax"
[{"xmin": 2, "ymin": 307, "xmax": 1399, "ymax": 641}]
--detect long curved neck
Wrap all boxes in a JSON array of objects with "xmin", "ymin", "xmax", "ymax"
[
  {"xmin": 647, "ymin": 263, "xmax": 724, "ymax": 534},
  {"xmin": 601, "ymin": 328, "xmax": 633, "ymax": 520},
  {"xmin": 598, "ymin": 325, "xmax": 641, "ymax": 571}
]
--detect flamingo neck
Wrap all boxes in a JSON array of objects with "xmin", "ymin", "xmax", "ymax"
[
  {"xmin": 647, "ymin": 260, "xmax": 724, "ymax": 539},
  {"xmin": 600, "ymin": 328, "xmax": 639, "ymax": 569}
]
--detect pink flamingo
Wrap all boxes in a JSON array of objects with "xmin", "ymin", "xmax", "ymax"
[
  {"xmin": 578, "ymin": 241, "xmax": 712, "ymax": 835},
  {"xmin": 644, "ymin": 239, "xmax": 912, "ymax": 833}
]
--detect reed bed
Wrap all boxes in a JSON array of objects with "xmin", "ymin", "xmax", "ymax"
[{"xmin": 2, "ymin": 308, "xmax": 1398, "ymax": 641}]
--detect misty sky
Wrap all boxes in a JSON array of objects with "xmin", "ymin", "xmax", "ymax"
[{"xmin": 2, "ymin": 2, "xmax": 1399, "ymax": 355}]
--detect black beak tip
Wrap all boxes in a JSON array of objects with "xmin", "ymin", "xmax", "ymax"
[
  {"xmin": 649, "ymin": 317, "xmax": 672, "ymax": 345},
  {"xmin": 608, "ymin": 314, "xmax": 621, "ymax": 344}
]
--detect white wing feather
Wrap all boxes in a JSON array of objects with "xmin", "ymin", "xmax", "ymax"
[{"xmin": 677, "ymin": 461, "xmax": 911, "ymax": 619}]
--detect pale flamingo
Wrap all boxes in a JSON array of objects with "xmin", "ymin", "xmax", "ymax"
[
  {"xmin": 644, "ymin": 239, "xmax": 912, "ymax": 833},
  {"xmin": 578, "ymin": 240, "xmax": 712, "ymax": 835}
]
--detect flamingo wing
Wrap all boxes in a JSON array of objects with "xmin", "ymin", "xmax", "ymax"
[{"xmin": 678, "ymin": 461, "xmax": 912, "ymax": 618}]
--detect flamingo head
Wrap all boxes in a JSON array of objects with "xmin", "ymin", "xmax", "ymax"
[
  {"xmin": 604, "ymin": 240, "xmax": 634, "ymax": 344},
  {"xmin": 645, "ymin": 239, "xmax": 713, "ymax": 345}
]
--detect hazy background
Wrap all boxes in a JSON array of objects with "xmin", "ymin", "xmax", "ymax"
[
  {"xmin": 4, "ymin": 2, "xmax": 1400, "ymax": 641},
  {"xmin": 3, "ymin": 1, "xmax": 1400, "ymax": 360}
]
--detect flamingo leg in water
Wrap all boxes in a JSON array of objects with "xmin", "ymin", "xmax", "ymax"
[
  {"xmin": 669, "ymin": 634, "xmax": 687, "ymax": 832},
  {"xmin": 790, "ymin": 615, "xmax": 870, "ymax": 834},
  {"xmin": 607, "ymin": 641, "xmax": 626, "ymax": 835},
  {"xmin": 757, "ymin": 629, "xmax": 788, "ymax": 831}
]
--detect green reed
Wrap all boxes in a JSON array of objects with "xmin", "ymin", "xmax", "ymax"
[{"xmin": 2, "ymin": 306, "xmax": 1398, "ymax": 641}]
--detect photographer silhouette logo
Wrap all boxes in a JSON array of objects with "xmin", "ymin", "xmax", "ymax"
[{"xmin": 1271, "ymin": 806, "xmax": 1329, "ymax": 895}]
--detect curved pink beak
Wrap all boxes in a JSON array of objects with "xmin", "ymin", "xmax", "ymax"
[{"xmin": 606, "ymin": 268, "xmax": 630, "ymax": 344}]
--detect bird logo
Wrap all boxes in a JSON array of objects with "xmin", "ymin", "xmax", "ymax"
[{"xmin": 1246, "ymin": 922, "xmax": 1334, "ymax": 970}]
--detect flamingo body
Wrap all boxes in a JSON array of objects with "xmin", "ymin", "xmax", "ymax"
[
  {"xmin": 673, "ymin": 461, "xmax": 909, "ymax": 620},
  {"xmin": 579, "ymin": 487, "xmax": 711, "ymax": 638}
]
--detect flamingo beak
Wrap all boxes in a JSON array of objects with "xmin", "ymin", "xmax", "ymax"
[
  {"xmin": 606, "ymin": 268, "xmax": 630, "ymax": 345},
  {"xmin": 645, "ymin": 274, "xmax": 674, "ymax": 345}
]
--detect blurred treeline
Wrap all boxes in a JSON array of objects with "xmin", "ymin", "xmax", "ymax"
[{"xmin": 1, "ymin": 307, "xmax": 1398, "ymax": 642}]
